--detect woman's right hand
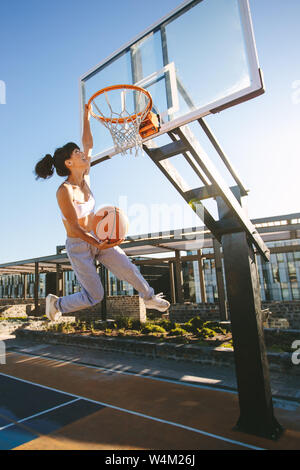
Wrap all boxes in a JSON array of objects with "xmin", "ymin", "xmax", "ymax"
[
  {"xmin": 96, "ymin": 237, "xmax": 124, "ymax": 250},
  {"xmin": 96, "ymin": 238, "xmax": 111, "ymax": 250}
]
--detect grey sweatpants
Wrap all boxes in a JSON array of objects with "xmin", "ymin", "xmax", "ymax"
[{"xmin": 56, "ymin": 234, "xmax": 154, "ymax": 314}]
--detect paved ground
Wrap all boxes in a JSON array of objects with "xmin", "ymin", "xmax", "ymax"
[
  {"xmin": 3, "ymin": 334, "xmax": 300, "ymax": 405},
  {"xmin": 1, "ymin": 334, "xmax": 300, "ymax": 451}
]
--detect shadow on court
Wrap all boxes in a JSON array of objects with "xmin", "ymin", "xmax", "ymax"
[{"xmin": 0, "ymin": 346, "xmax": 300, "ymax": 450}]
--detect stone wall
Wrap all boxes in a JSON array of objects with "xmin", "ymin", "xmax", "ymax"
[
  {"xmin": 0, "ymin": 296, "xmax": 146, "ymax": 322},
  {"xmin": 262, "ymin": 301, "xmax": 300, "ymax": 330},
  {"xmin": 73, "ymin": 295, "xmax": 146, "ymax": 323},
  {"xmin": 1, "ymin": 297, "xmax": 300, "ymax": 329},
  {"xmin": 0, "ymin": 299, "xmax": 39, "ymax": 317},
  {"xmin": 169, "ymin": 301, "xmax": 300, "ymax": 330},
  {"xmin": 169, "ymin": 303, "xmax": 220, "ymax": 324}
]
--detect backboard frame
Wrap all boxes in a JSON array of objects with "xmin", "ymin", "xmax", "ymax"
[{"xmin": 79, "ymin": 0, "xmax": 264, "ymax": 162}]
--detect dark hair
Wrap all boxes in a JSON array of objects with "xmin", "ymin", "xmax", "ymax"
[{"xmin": 34, "ymin": 142, "xmax": 80, "ymax": 180}]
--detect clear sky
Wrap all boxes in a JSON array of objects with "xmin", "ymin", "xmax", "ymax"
[{"xmin": 0, "ymin": 0, "xmax": 299, "ymax": 264}]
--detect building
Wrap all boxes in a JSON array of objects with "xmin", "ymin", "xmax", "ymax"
[{"xmin": 0, "ymin": 213, "xmax": 299, "ymax": 312}]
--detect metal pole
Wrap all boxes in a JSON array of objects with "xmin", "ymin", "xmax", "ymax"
[
  {"xmin": 216, "ymin": 189, "xmax": 283, "ymax": 439},
  {"xmin": 34, "ymin": 262, "xmax": 39, "ymax": 316},
  {"xmin": 212, "ymin": 238, "xmax": 228, "ymax": 321},
  {"xmin": 100, "ymin": 265, "xmax": 107, "ymax": 321},
  {"xmin": 168, "ymin": 261, "xmax": 176, "ymax": 304},
  {"xmin": 23, "ymin": 273, "xmax": 27, "ymax": 300},
  {"xmin": 56, "ymin": 264, "xmax": 63, "ymax": 297},
  {"xmin": 197, "ymin": 250, "xmax": 207, "ymax": 303},
  {"xmin": 174, "ymin": 250, "xmax": 184, "ymax": 303}
]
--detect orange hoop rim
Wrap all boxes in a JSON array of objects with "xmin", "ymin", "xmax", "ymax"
[{"xmin": 87, "ymin": 84, "xmax": 153, "ymax": 124}]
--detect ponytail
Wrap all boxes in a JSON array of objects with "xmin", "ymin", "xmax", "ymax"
[
  {"xmin": 34, "ymin": 142, "xmax": 79, "ymax": 181},
  {"xmin": 34, "ymin": 154, "xmax": 54, "ymax": 180}
]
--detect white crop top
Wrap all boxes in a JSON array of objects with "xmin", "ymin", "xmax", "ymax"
[{"xmin": 60, "ymin": 181, "xmax": 96, "ymax": 221}]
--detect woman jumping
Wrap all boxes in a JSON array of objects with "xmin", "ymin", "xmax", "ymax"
[{"xmin": 34, "ymin": 104, "xmax": 170, "ymax": 321}]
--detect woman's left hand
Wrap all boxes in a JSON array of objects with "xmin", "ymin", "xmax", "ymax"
[
  {"xmin": 106, "ymin": 238, "xmax": 125, "ymax": 248},
  {"xmin": 84, "ymin": 103, "xmax": 91, "ymax": 120}
]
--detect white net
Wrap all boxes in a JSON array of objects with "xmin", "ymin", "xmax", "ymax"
[{"xmin": 92, "ymin": 89, "xmax": 151, "ymax": 157}]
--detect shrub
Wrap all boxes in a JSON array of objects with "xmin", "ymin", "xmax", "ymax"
[
  {"xmin": 114, "ymin": 316, "xmax": 133, "ymax": 330},
  {"xmin": 202, "ymin": 321, "xmax": 226, "ymax": 335},
  {"xmin": 131, "ymin": 319, "xmax": 143, "ymax": 331},
  {"xmin": 220, "ymin": 340, "xmax": 234, "ymax": 349},
  {"xmin": 141, "ymin": 324, "xmax": 166, "ymax": 335},
  {"xmin": 184, "ymin": 316, "xmax": 204, "ymax": 333},
  {"xmin": 155, "ymin": 319, "xmax": 176, "ymax": 331},
  {"xmin": 63, "ymin": 323, "xmax": 76, "ymax": 333},
  {"xmin": 196, "ymin": 327, "xmax": 217, "ymax": 339},
  {"xmin": 168, "ymin": 327, "xmax": 188, "ymax": 336}
]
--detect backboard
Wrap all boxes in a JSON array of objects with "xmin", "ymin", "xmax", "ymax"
[{"xmin": 80, "ymin": 0, "xmax": 264, "ymax": 161}]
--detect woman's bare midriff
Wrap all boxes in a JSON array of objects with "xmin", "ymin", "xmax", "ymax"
[
  {"xmin": 59, "ymin": 180, "xmax": 95, "ymax": 238},
  {"xmin": 63, "ymin": 213, "xmax": 95, "ymax": 237}
]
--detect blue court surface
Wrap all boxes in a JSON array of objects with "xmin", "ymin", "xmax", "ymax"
[{"xmin": 0, "ymin": 350, "xmax": 300, "ymax": 450}]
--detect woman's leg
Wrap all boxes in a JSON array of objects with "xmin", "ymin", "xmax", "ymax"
[
  {"xmin": 96, "ymin": 245, "xmax": 154, "ymax": 300},
  {"xmin": 56, "ymin": 238, "xmax": 104, "ymax": 314}
]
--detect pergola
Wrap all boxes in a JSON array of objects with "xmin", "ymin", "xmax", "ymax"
[{"xmin": 1, "ymin": 212, "xmax": 299, "ymax": 318}]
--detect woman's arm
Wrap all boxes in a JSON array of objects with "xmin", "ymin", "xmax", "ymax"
[
  {"xmin": 82, "ymin": 104, "xmax": 93, "ymax": 184},
  {"xmin": 57, "ymin": 184, "xmax": 112, "ymax": 250}
]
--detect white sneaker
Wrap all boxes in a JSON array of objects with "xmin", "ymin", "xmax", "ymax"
[
  {"xmin": 143, "ymin": 292, "xmax": 170, "ymax": 312},
  {"xmin": 46, "ymin": 294, "xmax": 62, "ymax": 322}
]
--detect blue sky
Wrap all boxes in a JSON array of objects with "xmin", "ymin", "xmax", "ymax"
[{"xmin": 0, "ymin": 0, "xmax": 299, "ymax": 264}]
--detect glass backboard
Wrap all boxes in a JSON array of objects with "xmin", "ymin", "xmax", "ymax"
[{"xmin": 80, "ymin": 0, "xmax": 264, "ymax": 160}]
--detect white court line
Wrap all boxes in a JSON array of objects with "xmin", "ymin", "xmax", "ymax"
[
  {"xmin": 8, "ymin": 350, "xmax": 300, "ymax": 411},
  {"xmin": 0, "ymin": 371, "xmax": 265, "ymax": 450},
  {"xmin": 11, "ymin": 350, "xmax": 300, "ymax": 410},
  {"xmin": 9, "ymin": 349, "xmax": 238, "ymax": 395},
  {"xmin": 0, "ymin": 398, "xmax": 80, "ymax": 431}
]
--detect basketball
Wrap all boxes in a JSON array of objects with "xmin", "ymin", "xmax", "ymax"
[{"xmin": 92, "ymin": 206, "xmax": 129, "ymax": 243}]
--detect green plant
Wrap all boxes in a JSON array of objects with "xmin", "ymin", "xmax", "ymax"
[
  {"xmin": 0, "ymin": 316, "xmax": 28, "ymax": 321},
  {"xmin": 114, "ymin": 316, "xmax": 133, "ymax": 330},
  {"xmin": 131, "ymin": 319, "xmax": 143, "ymax": 331},
  {"xmin": 168, "ymin": 327, "xmax": 188, "ymax": 337},
  {"xmin": 196, "ymin": 327, "xmax": 217, "ymax": 339},
  {"xmin": 202, "ymin": 321, "xmax": 226, "ymax": 335},
  {"xmin": 155, "ymin": 319, "xmax": 175, "ymax": 331},
  {"xmin": 184, "ymin": 316, "xmax": 204, "ymax": 333},
  {"xmin": 220, "ymin": 340, "xmax": 234, "ymax": 349},
  {"xmin": 146, "ymin": 311, "xmax": 162, "ymax": 321},
  {"xmin": 141, "ymin": 324, "xmax": 166, "ymax": 335}
]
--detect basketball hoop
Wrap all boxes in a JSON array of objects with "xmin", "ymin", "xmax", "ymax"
[{"xmin": 87, "ymin": 84, "xmax": 155, "ymax": 156}]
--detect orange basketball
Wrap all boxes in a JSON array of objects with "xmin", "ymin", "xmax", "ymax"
[{"xmin": 93, "ymin": 206, "xmax": 129, "ymax": 243}]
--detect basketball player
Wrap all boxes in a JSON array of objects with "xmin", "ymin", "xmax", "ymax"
[{"xmin": 34, "ymin": 105, "xmax": 170, "ymax": 321}]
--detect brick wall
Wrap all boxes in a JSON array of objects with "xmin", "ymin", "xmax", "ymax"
[
  {"xmin": 169, "ymin": 301, "xmax": 300, "ymax": 329},
  {"xmin": 0, "ymin": 299, "xmax": 40, "ymax": 317},
  {"xmin": 262, "ymin": 301, "xmax": 300, "ymax": 329},
  {"xmin": 73, "ymin": 295, "xmax": 146, "ymax": 323},
  {"xmin": 1, "ymin": 297, "xmax": 300, "ymax": 329},
  {"xmin": 169, "ymin": 303, "xmax": 221, "ymax": 324},
  {"xmin": 0, "ymin": 296, "xmax": 146, "ymax": 322}
]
